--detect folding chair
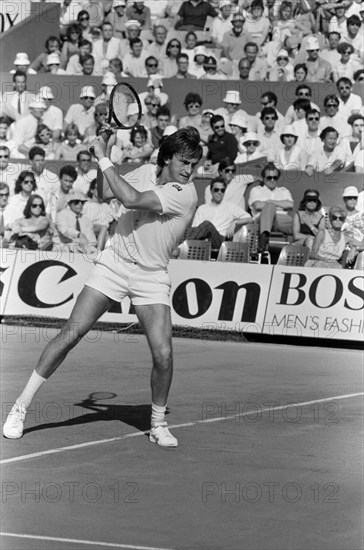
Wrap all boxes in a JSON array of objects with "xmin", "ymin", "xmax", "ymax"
[
  {"xmin": 233, "ymin": 223, "xmax": 270, "ymax": 264},
  {"xmin": 276, "ymin": 244, "xmax": 310, "ymax": 266},
  {"xmin": 217, "ymin": 241, "xmax": 249, "ymax": 263},
  {"xmin": 354, "ymin": 251, "xmax": 364, "ymax": 271},
  {"xmin": 178, "ymin": 239, "xmax": 211, "ymax": 261}
]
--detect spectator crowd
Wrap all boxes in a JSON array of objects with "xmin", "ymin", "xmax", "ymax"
[{"xmin": 0, "ymin": 0, "xmax": 363, "ymax": 266}]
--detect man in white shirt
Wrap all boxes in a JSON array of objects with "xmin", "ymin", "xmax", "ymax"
[
  {"xmin": 122, "ymin": 37, "xmax": 149, "ymax": 77},
  {"xmin": 73, "ymin": 150, "xmax": 98, "ymax": 194},
  {"xmin": 55, "ymin": 191, "xmax": 97, "ymax": 250},
  {"xmin": 92, "ymin": 21, "xmax": 124, "ymax": 74},
  {"xmin": 64, "ymin": 86, "xmax": 96, "ymax": 138},
  {"xmin": 12, "ymin": 99, "xmax": 48, "ymax": 153},
  {"xmin": 29, "ymin": 146, "xmax": 60, "ymax": 204},
  {"xmin": 211, "ymin": 0, "xmax": 234, "ymax": 45},
  {"xmin": 0, "ymin": 146, "xmax": 22, "ymax": 195},
  {"xmin": 37, "ymin": 86, "xmax": 64, "ymax": 142},
  {"xmin": 189, "ymin": 177, "xmax": 251, "ymax": 248},
  {"xmin": 336, "ymin": 77, "xmax": 363, "ymax": 121},
  {"xmin": 0, "ymin": 71, "xmax": 35, "ymax": 122},
  {"xmin": 248, "ymin": 162, "xmax": 294, "ymax": 251},
  {"xmin": 47, "ymin": 164, "xmax": 78, "ymax": 222},
  {"xmin": 297, "ymin": 109, "xmax": 322, "ymax": 158}
]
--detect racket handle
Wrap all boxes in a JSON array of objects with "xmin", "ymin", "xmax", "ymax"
[{"xmin": 89, "ymin": 128, "xmax": 114, "ymax": 158}]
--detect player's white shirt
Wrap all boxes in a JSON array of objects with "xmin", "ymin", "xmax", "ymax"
[{"xmin": 108, "ymin": 164, "xmax": 197, "ymax": 270}]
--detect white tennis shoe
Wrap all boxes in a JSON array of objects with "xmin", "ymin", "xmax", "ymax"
[
  {"xmin": 149, "ymin": 422, "xmax": 178, "ymax": 447},
  {"xmin": 3, "ymin": 403, "xmax": 26, "ymax": 439}
]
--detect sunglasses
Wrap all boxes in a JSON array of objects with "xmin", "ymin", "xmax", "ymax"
[
  {"xmin": 212, "ymin": 188, "xmax": 225, "ymax": 193},
  {"xmin": 70, "ymin": 200, "xmax": 84, "ymax": 205},
  {"xmin": 31, "ymin": 203, "xmax": 43, "ymax": 208},
  {"xmin": 0, "ymin": 155, "xmax": 9, "ymax": 158},
  {"xmin": 188, "ymin": 103, "xmax": 200, "ymax": 108},
  {"xmin": 79, "ymin": 158, "xmax": 91, "ymax": 162},
  {"xmin": 95, "ymin": 112, "xmax": 107, "ymax": 116},
  {"xmin": 23, "ymin": 180, "xmax": 34, "ymax": 184},
  {"xmin": 306, "ymin": 197, "xmax": 318, "ymax": 202},
  {"xmin": 344, "ymin": 196, "xmax": 358, "ymax": 200},
  {"xmin": 326, "ymin": 104, "xmax": 338, "ymax": 108},
  {"xmin": 298, "ymin": 92, "xmax": 310, "ymax": 97},
  {"xmin": 147, "ymin": 63, "xmax": 158, "ymax": 67},
  {"xmin": 332, "ymin": 215, "xmax": 345, "ymax": 221},
  {"xmin": 244, "ymin": 141, "xmax": 256, "ymax": 146},
  {"xmin": 277, "ymin": 56, "xmax": 288, "ymax": 60},
  {"xmin": 308, "ymin": 117, "xmax": 320, "ymax": 121},
  {"xmin": 170, "ymin": 44, "xmax": 180, "ymax": 48},
  {"xmin": 82, "ymin": 96, "xmax": 94, "ymax": 100},
  {"xmin": 264, "ymin": 116, "xmax": 277, "ymax": 120},
  {"xmin": 80, "ymin": 16, "xmax": 89, "ymax": 20},
  {"xmin": 224, "ymin": 168, "xmax": 236, "ymax": 173},
  {"xmin": 265, "ymin": 175, "xmax": 278, "ymax": 181},
  {"xmin": 214, "ymin": 124, "xmax": 225, "ymax": 129},
  {"xmin": 0, "ymin": 192, "xmax": 9, "ymax": 197}
]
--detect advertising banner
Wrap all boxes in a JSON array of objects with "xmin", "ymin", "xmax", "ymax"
[
  {"xmin": 0, "ymin": 248, "xmax": 17, "ymax": 315},
  {"xmin": 0, "ymin": 0, "xmax": 31, "ymax": 33},
  {"xmin": 263, "ymin": 266, "xmax": 364, "ymax": 341}
]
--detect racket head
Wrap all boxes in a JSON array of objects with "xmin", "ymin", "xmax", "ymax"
[
  {"xmin": 109, "ymin": 82, "xmax": 142, "ymax": 129},
  {"xmin": 87, "ymin": 391, "xmax": 117, "ymax": 402}
]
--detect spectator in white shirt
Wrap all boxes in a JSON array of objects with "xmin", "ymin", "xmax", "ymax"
[
  {"xmin": 123, "ymin": 37, "xmax": 149, "ymax": 77},
  {"xmin": 336, "ymin": 77, "xmax": 363, "ymax": 120},
  {"xmin": 320, "ymin": 31, "xmax": 341, "ymax": 67},
  {"xmin": 332, "ymin": 42, "xmax": 363, "ymax": 82},
  {"xmin": 306, "ymin": 127, "xmax": 346, "ymax": 175},
  {"xmin": 6, "ymin": 171, "xmax": 37, "ymax": 225},
  {"xmin": 37, "ymin": 86, "xmax": 63, "ymax": 142},
  {"xmin": 73, "ymin": 150, "xmax": 98, "ymax": 194},
  {"xmin": 296, "ymin": 109, "xmax": 322, "ymax": 158},
  {"xmin": 0, "ymin": 146, "xmax": 22, "ymax": 195},
  {"xmin": 275, "ymin": 125, "xmax": 308, "ymax": 170},
  {"xmin": 29, "ymin": 146, "xmax": 60, "ymax": 205},
  {"xmin": 211, "ymin": 0, "xmax": 234, "ymax": 46},
  {"xmin": 64, "ymin": 86, "xmax": 96, "ymax": 138},
  {"xmin": 12, "ymin": 99, "xmax": 48, "ymax": 153},
  {"xmin": 55, "ymin": 192, "xmax": 97, "ymax": 252},
  {"xmin": 0, "ymin": 71, "xmax": 35, "ymax": 122},
  {"xmin": 47, "ymin": 165, "xmax": 78, "ymax": 222}
]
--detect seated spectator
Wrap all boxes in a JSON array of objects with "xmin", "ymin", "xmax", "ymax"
[
  {"xmin": 243, "ymin": 0, "xmax": 270, "ymax": 47},
  {"xmin": 60, "ymin": 24, "xmax": 83, "ymax": 69},
  {"xmin": 6, "ymin": 171, "xmax": 37, "ymax": 225},
  {"xmin": 268, "ymin": 49, "xmax": 294, "ymax": 81},
  {"xmin": 37, "ymin": 86, "xmax": 63, "ymax": 142},
  {"xmin": 47, "ymin": 165, "xmax": 78, "ymax": 222},
  {"xmin": 29, "ymin": 146, "xmax": 59, "ymax": 204},
  {"xmin": 94, "ymin": 73, "xmax": 117, "ymax": 106},
  {"xmin": 55, "ymin": 192, "xmax": 97, "ymax": 252},
  {"xmin": 64, "ymin": 86, "xmax": 96, "ymax": 138},
  {"xmin": 30, "ymin": 36, "xmax": 62, "ymax": 73},
  {"xmin": 9, "ymin": 194, "xmax": 53, "ymax": 250},
  {"xmin": 140, "ymin": 94, "xmax": 161, "ymax": 129},
  {"xmin": 10, "ymin": 52, "xmax": 37, "ymax": 75},
  {"xmin": 123, "ymin": 37, "xmax": 149, "ymax": 77},
  {"xmin": 302, "ymin": 36, "xmax": 332, "ymax": 82},
  {"xmin": 0, "ymin": 71, "xmax": 35, "ymax": 122},
  {"xmin": 305, "ymin": 206, "xmax": 348, "ymax": 269},
  {"xmin": 328, "ymin": 6, "xmax": 347, "ymax": 36},
  {"xmin": 0, "ymin": 118, "xmax": 18, "ymax": 157},
  {"xmin": 332, "ymin": 42, "xmax": 363, "ymax": 82},
  {"xmin": 199, "ymin": 55, "xmax": 226, "ymax": 79},
  {"xmin": 139, "ymin": 77, "xmax": 169, "ymax": 110},
  {"xmin": 198, "ymin": 109, "xmax": 215, "ymax": 148},
  {"xmin": 296, "ymin": 109, "xmax": 322, "ymax": 158},
  {"xmin": 144, "ymin": 56, "xmax": 162, "ymax": 79},
  {"xmin": 66, "ymin": 38, "xmax": 93, "ymax": 74},
  {"xmin": 342, "ymin": 186, "xmax": 364, "ymax": 252},
  {"xmin": 187, "ymin": 178, "xmax": 251, "ymax": 249},
  {"xmin": 222, "ymin": 12, "xmax": 253, "ymax": 61},
  {"xmin": 174, "ymin": 0, "xmax": 217, "ymax": 31},
  {"xmin": 293, "ymin": 63, "xmax": 308, "ymax": 82},
  {"xmin": 337, "ymin": 77, "xmax": 363, "ymax": 120},
  {"xmin": 341, "ymin": 15, "xmax": 364, "ymax": 62},
  {"xmin": 229, "ymin": 111, "xmax": 248, "ymax": 157},
  {"xmin": 306, "ymin": 127, "xmax": 346, "ymax": 175},
  {"xmin": 73, "ymin": 150, "xmax": 98, "ymax": 194},
  {"xmin": 178, "ymin": 92, "xmax": 203, "ymax": 129},
  {"xmin": 189, "ymin": 45, "xmax": 209, "ymax": 78},
  {"xmin": 105, "ymin": 0, "xmax": 127, "ymax": 40},
  {"xmin": 284, "ymin": 84, "xmax": 319, "ymax": 124},
  {"xmin": 320, "ymin": 93, "xmax": 351, "ymax": 136},
  {"xmin": 122, "ymin": 125, "xmax": 153, "ymax": 163},
  {"xmin": 0, "ymin": 183, "xmax": 12, "ymax": 244},
  {"xmin": 174, "ymin": 52, "xmax": 197, "ymax": 78},
  {"xmin": 210, "ymin": 0, "xmax": 234, "ymax": 45},
  {"xmin": 126, "ymin": 1, "xmax": 152, "ymax": 31},
  {"xmin": 108, "ymin": 57, "xmax": 126, "ymax": 78},
  {"xmin": 272, "ymin": 1, "xmax": 297, "ymax": 50},
  {"xmin": 248, "ymin": 163, "xmax": 294, "ymax": 252},
  {"xmin": 256, "ymin": 107, "xmax": 283, "ymax": 161},
  {"xmin": 84, "ymin": 103, "xmax": 109, "ymax": 143},
  {"xmin": 293, "ymin": 189, "xmax": 326, "ymax": 249},
  {"xmin": 290, "ymin": 98, "xmax": 313, "ymax": 141},
  {"xmin": 249, "ymin": 91, "xmax": 285, "ymax": 134},
  {"xmin": 77, "ymin": 9, "xmax": 93, "ymax": 41},
  {"xmin": 204, "ymin": 157, "xmax": 254, "ymax": 208},
  {"xmin": 204, "ymin": 114, "xmax": 238, "ymax": 171},
  {"xmin": 275, "ymin": 125, "xmax": 307, "ymax": 170},
  {"xmin": 150, "ymin": 106, "xmax": 171, "ymax": 149},
  {"xmin": 237, "ymin": 132, "xmax": 262, "ymax": 163},
  {"xmin": 59, "ymin": 0, "xmax": 92, "ymax": 34},
  {"xmin": 46, "ymin": 53, "xmax": 67, "ymax": 75},
  {"xmin": 345, "ymin": 113, "xmax": 364, "ymax": 155},
  {"xmin": 0, "ymin": 146, "xmax": 22, "ymax": 194},
  {"xmin": 93, "ymin": 21, "xmax": 123, "ymax": 75},
  {"xmin": 159, "ymin": 39, "xmax": 181, "ymax": 77},
  {"xmin": 12, "ymin": 99, "xmax": 48, "ymax": 155},
  {"xmin": 320, "ymin": 31, "xmax": 341, "ymax": 67},
  {"xmin": 119, "ymin": 19, "xmax": 142, "ymax": 57},
  {"xmin": 181, "ymin": 31, "xmax": 198, "ymax": 64},
  {"xmin": 237, "ymin": 57, "xmax": 251, "ymax": 80},
  {"xmin": 55, "ymin": 124, "xmax": 85, "ymax": 161},
  {"xmin": 79, "ymin": 54, "xmax": 96, "ymax": 76},
  {"xmin": 25, "ymin": 124, "xmax": 58, "ymax": 160},
  {"xmin": 146, "ymin": 25, "xmax": 168, "ymax": 61},
  {"xmin": 215, "ymin": 90, "xmax": 248, "ymax": 127}
]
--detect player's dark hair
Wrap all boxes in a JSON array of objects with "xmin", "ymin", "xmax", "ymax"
[{"xmin": 156, "ymin": 127, "xmax": 203, "ymax": 175}]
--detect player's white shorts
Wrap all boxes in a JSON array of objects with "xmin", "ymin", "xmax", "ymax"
[{"xmin": 85, "ymin": 249, "xmax": 171, "ymax": 306}]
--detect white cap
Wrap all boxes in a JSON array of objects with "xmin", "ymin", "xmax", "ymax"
[
  {"xmin": 202, "ymin": 108, "xmax": 215, "ymax": 116},
  {"xmin": 125, "ymin": 19, "xmax": 141, "ymax": 29},
  {"xmin": 242, "ymin": 131, "xmax": 260, "ymax": 144},
  {"xmin": 277, "ymin": 49, "xmax": 289, "ymax": 58},
  {"xmin": 38, "ymin": 86, "xmax": 55, "ymax": 100},
  {"xmin": 306, "ymin": 36, "xmax": 320, "ymax": 50},
  {"xmin": 29, "ymin": 99, "xmax": 47, "ymax": 109},
  {"xmin": 194, "ymin": 45, "xmax": 208, "ymax": 57},
  {"xmin": 80, "ymin": 85, "xmax": 96, "ymax": 98},
  {"xmin": 147, "ymin": 76, "xmax": 163, "ymax": 88},
  {"xmin": 14, "ymin": 52, "xmax": 30, "ymax": 66},
  {"xmin": 223, "ymin": 90, "xmax": 241, "ymax": 104},
  {"xmin": 113, "ymin": 0, "xmax": 126, "ymax": 7},
  {"xmin": 163, "ymin": 125, "xmax": 178, "ymax": 137},
  {"xmin": 280, "ymin": 125, "xmax": 298, "ymax": 141},
  {"xmin": 47, "ymin": 53, "xmax": 60, "ymax": 65},
  {"xmin": 102, "ymin": 72, "xmax": 117, "ymax": 85},
  {"xmin": 230, "ymin": 111, "xmax": 248, "ymax": 128},
  {"xmin": 342, "ymin": 186, "xmax": 359, "ymax": 197}
]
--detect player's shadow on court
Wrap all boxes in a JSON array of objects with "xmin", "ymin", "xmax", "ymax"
[{"xmin": 23, "ymin": 392, "xmax": 167, "ymax": 435}]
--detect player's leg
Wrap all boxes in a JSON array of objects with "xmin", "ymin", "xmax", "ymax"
[
  {"xmin": 134, "ymin": 303, "xmax": 178, "ymax": 447},
  {"xmin": 3, "ymin": 287, "xmax": 113, "ymax": 439}
]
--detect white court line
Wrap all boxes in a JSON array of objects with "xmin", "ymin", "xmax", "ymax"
[
  {"xmin": 1, "ymin": 392, "xmax": 363, "ymax": 466},
  {"xmin": 0, "ymin": 532, "xmax": 173, "ymax": 550}
]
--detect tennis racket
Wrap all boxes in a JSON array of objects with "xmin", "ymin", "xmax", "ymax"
[{"xmin": 89, "ymin": 82, "xmax": 142, "ymax": 156}]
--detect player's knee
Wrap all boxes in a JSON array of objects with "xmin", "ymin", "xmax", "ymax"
[
  {"xmin": 153, "ymin": 344, "xmax": 172, "ymax": 369},
  {"xmin": 59, "ymin": 321, "xmax": 87, "ymax": 348}
]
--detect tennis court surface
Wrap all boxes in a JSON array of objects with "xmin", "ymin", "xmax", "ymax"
[{"xmin": 1, "ymin": 326, "xmax": 363, "ymax": 550}]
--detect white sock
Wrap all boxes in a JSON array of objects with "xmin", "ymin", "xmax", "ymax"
[
  {"xmin": 151, "ymin": 403, "xmax": 166, "ymax": 427},
  {"xmin": 16, "ymin": 370, "xmax": 46, "ymax": 410}
]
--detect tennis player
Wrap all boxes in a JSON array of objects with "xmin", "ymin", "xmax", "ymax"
[{"xmin": 3, "ymin": 127, "xmax": 202, "ymax": 447}]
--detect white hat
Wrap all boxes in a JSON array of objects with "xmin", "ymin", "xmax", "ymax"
[
  {"xmin": 102, "ymin": 72, "xmax": 117, "ymax": 85},
  {"xmin": 342, "ymin": 186, "xmax": 359, "ymax": 197},
  {"xmin": 219, "ymin": 0, "xmax": 232, "ymax": 7},
  {"xmin": 277, "ymin": 49, "xmax": 289, "ymax": 58},
  {"xmin": 38, "ymin": 86, "xmax": 55, "ymax": 100},
  {"xmin": 306, "ymin": 36, "xmax": 320, "ymax": 50},
  {"xmin": 127, "ymin": 103, "xmax": 139, "ymax": 117},
  {"xmin": 14, "ymin": 53, "xmax": 30, "ymax": 66},
  {"xmin": 230, "ymin": 111, "xmax": 248, "ymax": 128},
  {"xmin": 113, "ymin": 0, "xmax": 126, "ymax": 7},
  {"xmin": 163, "ymin": 125, "xmax": 178, "ymax": 137},
  {"xmin": 147, "ymin": 76, "xmax": 163, "ymax": 88},
  {"xmin": 280, "ymin": 125, "xmax": 298, "ymax": 142},
  {"xmin": 67, "ymin": 192, "xmax": 88, "ymax": 204},
  {"xmin": 202, "ymin": 108, "xmax": 215, "ymax": 116},
  {"xmin": 242, "ymin": 131, "xmax": 260, "ymax": 144},
  {"xmin": 125, "ymin": 19, "xmax": 141, "ymax": 29},
  {"xmin": 47, "ymin": 53, "xmax": 60, "ymax": 65},
  {"xmin": 194, "ymin": 45, "xmax": 208, "ymax": 57},
  {"xmin": 29, "ymin": 99, "xmax": 47, "ymax": 109},
  {"xmin": 223, "ymin": 90, "xmax": 241, "ymax": 104},
  {"xmin": 80, "ymin": 85, "xmax": 96, "ymax": 98}
]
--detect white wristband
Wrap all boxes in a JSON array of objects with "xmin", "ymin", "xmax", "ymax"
[{"xmin": 98, "ymin": 157, "xmax": 113, "ymax": 172}]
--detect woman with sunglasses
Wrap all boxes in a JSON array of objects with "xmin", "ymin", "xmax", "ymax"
[
  {"xmin": 159, "ymin": 39, "xmax": 181, "ymax": 78},
  {"xmin": 23, "ymin": 124, "xmax": 57, "ymax": 160},
  {"xmin": 60, "ymin": 24, "xmax": 83, "ymax": 69},
  {"xmin": 268, "ymin": 49, "xmax": 294, "ymax": 81},
  {"xmin": 305, "ymin": 206, "xmax": 348, "ymax": 269},
  {"xmin": 6, "ymin": 171, "xmax": 36, "ymax": 225},
  {"xmin": 293, "ymin": 189, "xmax": 325, "ymax": 249},
  {"xmin": 178, "ymin": 92, "xmax": 203, "ymax": 130},
  {"xmin": 332, "ymin": 42, "xmax": 362, "ymax": 83},
  {"xmin": 9, "ymin": 194, "xmax": 53, "ymax": 250}
]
